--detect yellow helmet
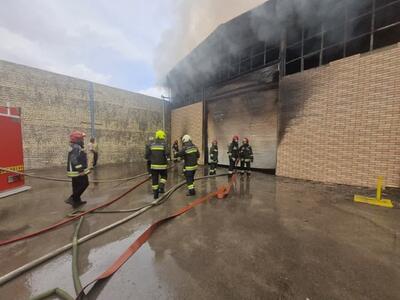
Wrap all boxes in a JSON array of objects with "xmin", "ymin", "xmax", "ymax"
[{"xmin": 155, "ymin": 130, "xmax": 166, "ymax": 140}]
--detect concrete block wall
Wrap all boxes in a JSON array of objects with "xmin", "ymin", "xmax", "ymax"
[
  {"xmin": 277, "ymin": 44, "xmax": 400, "ymax": 188},
  {"xmin": 171, "ymin": 102, "xmax": 204, "ymax": 164},
  {"xmin": 0, "ymin": 60, "xmax": 164, "ymax": 169}
]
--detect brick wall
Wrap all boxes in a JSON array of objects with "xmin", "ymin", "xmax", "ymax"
[
  {"xmin": 171, "ymin": 102, "xmax": 204, "ymax": 164},
  {"xmin": 277, "ymin": 44, "xmax": 400, "ymax": 188},
  {"xmin": 0, "ymin": 60, "xmax": 164, "ymax": 169}
]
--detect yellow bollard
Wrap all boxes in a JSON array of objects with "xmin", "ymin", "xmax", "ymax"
[
  {"xmin": 354, "ymin": 176, "xmax": 394, "ymax": 208},
  {"xmin": 376, "ymin": 176, "xmax": 383, "ymax": 201}
]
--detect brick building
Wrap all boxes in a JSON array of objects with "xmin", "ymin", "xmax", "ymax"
[
  {"xmin": 166, "ymin": 0, "xmax": 400, "ymax": 188},
  {"xmin": 0, "ymin": 60, "xmax": 167, "ymax": 169}
]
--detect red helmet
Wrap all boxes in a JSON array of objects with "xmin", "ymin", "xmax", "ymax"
[
  {"xmin": 243, "ymin": 138, "xmax": 249, "ymax": 144},
  {"xmin": 70, "ymin": 131, "xmax": 86, "ymax": 143},
  {"xmin": 232, "ymin": 135, "xmax": 239, "ymax": 141}
]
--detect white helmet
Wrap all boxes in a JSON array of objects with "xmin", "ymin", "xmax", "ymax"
[{"xmin": 182, "ymin": 134, "xmax": 191, "ymax": 143}]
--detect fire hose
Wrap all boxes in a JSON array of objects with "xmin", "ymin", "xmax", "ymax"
[
  {"xmin": 30, "ymin": 217, "xmax": 85, "ymax": 300},
  {"xmin": 0, "ymin": 177, "xmax": 150, "ymax": 247},
  {"xmin": 0, "ymin": 166, "xmax": 148, "ymax": 183},
  {"xmin": 0, "ymin": 164, "xmax": 179, "ymax": 247},
  {"xmin": 0, "ymin": 173, "xmax": 232, "ymax": 288},
  {"xmin": 78, "ymin": 177, "xmax": 235, "ymax": 299}
]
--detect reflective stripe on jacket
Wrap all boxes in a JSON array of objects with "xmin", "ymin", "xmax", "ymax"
[
  {"xmin": 146, "ymin": 139, "xmax": 169, "ymax": 170},
  {"xmin": 175, "ymin": 142, "xmax": 200, "ymax": 170},
  {"xmin": 67, "ymin": 143, "xmax": 90, "ymax": 177},
  {"xmin": 209, "ymin": 145, "xmax": 218, "ymax": 163},
  {"xmin": 239, "ymin": 144, "xmax": 253, "ymax": 161},
  {"xmin": 227, "ymin": 141, "xmax": 239, "ymax": 159}
]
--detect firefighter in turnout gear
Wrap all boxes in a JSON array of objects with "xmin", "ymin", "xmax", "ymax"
[
  {"xmin": 209, "ymin": 140, "xmax": 218, "ymax": 175},
  {"xmin": 146, "ymin": 130, "xmax": 169, "ymax": 199},
  {"xmin": 227, "ymin": 135, "xmax": 240, "ymax": 175},
  {"xmin": 175, "ymin": 135, "xmax": 200, "ymax": 196},
  {"xmin": 239, "ymin": 137, "xmax": 254, "ymax": 176},
  {"xmin": 65, "ymin": 131, "xmax": 90, "ymax": 207},
  {"xmin": 172, "ymin": 140, "xmax": 180, "ymax": 162}
]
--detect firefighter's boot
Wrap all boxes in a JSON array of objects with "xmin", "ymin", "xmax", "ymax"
[{"xmin": 187, "ymin": 189, "xmax": 196, "ymax": 196}]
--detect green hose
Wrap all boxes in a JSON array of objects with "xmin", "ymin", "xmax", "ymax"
[
  {"xmin": 29, "ymin": 288, "xmax": 74, "ymax": 300},
  {"xmin": 72, "ymin": 217, "xmax": 84, "ymax": 296},
  {"xmin": 29, "ymin": 217, "xmax": 84, "ymax": 300},
  {"xmin": 19, "ymin": 172, "xmax": 230, "ymax": 300}
]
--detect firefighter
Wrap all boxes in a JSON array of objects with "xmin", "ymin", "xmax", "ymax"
[
  {"xmin": 172, "ymin": 140, "xmax": 180, "ymax": 162},
  {"xmin": 144, "ymin": 136, "xmax": 154, "ymax": 176},
  {"xmin": 87, "ymin": 137, "xmax": 98, "ymax": 169},
  {"xmin": 175, "ymin": 135, "xmax": 200, "ymax": 196},
  {"xmin": 239, "ymin": 137, "xmax": 254, "ymax": 176},
  {"xmin": 209, "ymin": 140, "xmax": 218, "ymax": 175},
  {"xmin": 227, "ymin": 135, "xmax": 240, "ymax": 175},
  {"xmin": 146, "ymin": 130, "xmax": 169, "ymax": 199},
  {"xmin": 65, "ymin": 131, "xmax": 90, "ymax": 207}
]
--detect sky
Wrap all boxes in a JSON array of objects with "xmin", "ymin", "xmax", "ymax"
[{"xmin": 0, "ymin": 0, "xmax": 265, "ymax": 98}]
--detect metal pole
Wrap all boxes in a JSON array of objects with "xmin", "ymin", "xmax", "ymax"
[
  {"xmin": 162, "ymin": 98, "xmax": 165, "ymax": 131},
  {"xmin": 88, "ymin": 82, "xmax": 95, "ymax": 138},
  {"xmin": 202, "ymin": 87, "xmax": 208, "ymax": 166}
]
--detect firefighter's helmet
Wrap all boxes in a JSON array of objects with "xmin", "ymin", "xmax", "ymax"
[
  {"xmin": 182, "ymin": 135, "xmax": 191, "ymax": 143},
  {"xmin": 69, "ymin": 131, "xmax": 86, "ymax": 143},
  {"xmin": 155, "ymin": 130, "xmax": 166, "ymax": 140}
]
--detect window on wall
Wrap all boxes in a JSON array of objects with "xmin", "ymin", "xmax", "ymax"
[
  {"xmin": 304, "ymin": 53, "xmax": 320, "ymax": 70},
  {"xmin": 375, "ymin": 0, "xmax": 399, "ymax": 8},
  {"xmin": 347, "ymin": 14, "xmax": 372, "ymax": 39},
  {"xmin": 322, "ymin": 44, "xmax": 344, "ymax": 64},
  {"xmin": 240, "ymin": 59, "xmax": 251, "ymax": 73},
  {"xmin": 374, "ymin": 23, "xmax": 400, "ymax": 48},
  {"xmin": 267, "ymin": 47, "xmax": 280, "ymax": 62},
  {"xmin": 251, "ymin": 41, "xmax": 265, "ymax": 69},
  {"xmin": 286, "ymin": 44, "xmax": 302, "ymax": 62},
  {"xmin": 284, "ymin": 0, "xmax": 400, "ymax": 77},
  {"xmin": 324, "ymin": 26, "xmax": 345, "ymax": 48},
  {"xmin": 374, "ymin": 1, "xmax": 400, "ymax": 29},
  {"xmin": 286, "ymin": 59, "xmax": 301, "ymax": 75},
  {"xmin": 304, "ymin": 22, "xmax": 321, "ymax": 40},
  {"xmin": 252, "ymin": 53, "xmax": 265, "ymax": 68},
  {"xmin": 346, "ymin": 34, "xmax": 371, "ymax": 56},
  {"xmin": 373, "ymin": 1, "xmax": 400, "ymax": 50},
  {"xmin": 303, "ymin": 36, "xmax": 322, "ymax": 55}
]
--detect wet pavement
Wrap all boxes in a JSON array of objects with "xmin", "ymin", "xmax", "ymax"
[{"xmin": 0, "ymin": 163, "xmax": 399, "ymax": 300}]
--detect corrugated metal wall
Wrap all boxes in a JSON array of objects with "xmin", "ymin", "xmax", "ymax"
[{"xmin": 207, "ymin": 88, "xmax": 278, "ymax": 169}]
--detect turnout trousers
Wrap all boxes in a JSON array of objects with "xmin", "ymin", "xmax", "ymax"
[
  {"xmin": 184, "ymin": 170, "xmax": 196, "ymax": 193},
  {"xmin": 228, "ymin": 157, "xmax": 238, "ymax": 174},
  {"xmin": 71, "ymin": 175, "xmax": 89, "ymax": 202},
  {"xmin": 240, "ymin": 160, "xmax": 251, "ymax": 174},
  {"xmin": 151, "ymin": 169, "xmax": 168, "ymax": 198}
]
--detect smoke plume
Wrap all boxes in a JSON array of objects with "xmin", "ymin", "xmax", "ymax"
[
  {"xmin": 158, "ymin": 0, "xmax": 369, "ymax": 86},
  {"xmin": 155, "ymin": 0, "xmax": 266, "ymax": 82}
]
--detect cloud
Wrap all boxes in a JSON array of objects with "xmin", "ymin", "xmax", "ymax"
[
  {"xmin": 0, "ymin": 0, "xmax": 174, "ymax": 90},
  {"xmin": 47, "ymin": 64, "xmax": 111, "ymax": 84},
  {"xmin": 0, "ymin": 26, "xmax": 111, "ymax": 83}
]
